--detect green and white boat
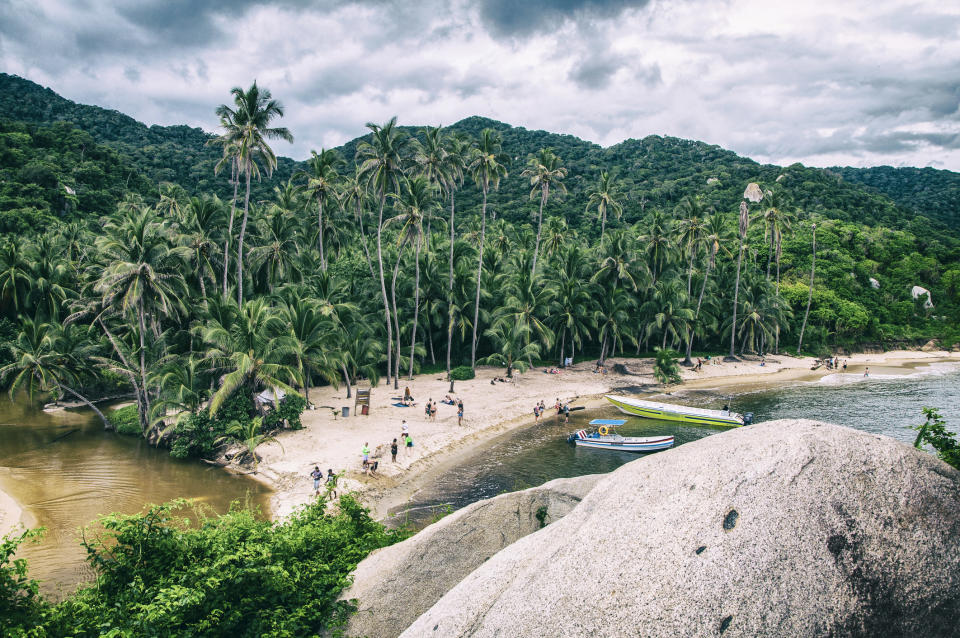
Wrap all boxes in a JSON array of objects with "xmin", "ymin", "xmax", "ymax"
[{"xmin": 604, "ymin": 394, "xmax": 751, "ymax": 427}]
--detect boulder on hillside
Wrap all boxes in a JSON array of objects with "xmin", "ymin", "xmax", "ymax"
[
  {"xmin": 921, "ymin": 339, "xmax": 941, "ymax": 352},
  {"xmin": 402, "ymin": 420, "xmax": 960, "ymax": 638},
  {"xmin": 342, "ymin": 473, "xmax": 604, "ymax": 638}
]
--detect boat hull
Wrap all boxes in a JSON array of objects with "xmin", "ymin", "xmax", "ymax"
[
  {"xmin": 605, "ymin": 395, "xmax": 743, "ymax": 427},
  {"xmin": 574, "ymin": 436, "xmax": 674, "ymax": 452}
]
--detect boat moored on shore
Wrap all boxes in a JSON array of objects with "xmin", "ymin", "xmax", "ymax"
[
  {"xmin": 567, "ymin": 419, "xmax": 675, "ymax": 453},
  {"xmin": 604, "ymin": 395, "xmax": 751, "ymax": 427}
]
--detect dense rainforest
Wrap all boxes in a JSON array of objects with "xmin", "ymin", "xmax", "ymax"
[{"xmin": 1, "ymin": 74, "xmax": 959, "ymax": 635}]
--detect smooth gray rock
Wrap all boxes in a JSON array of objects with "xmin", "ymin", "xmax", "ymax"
[
  {"xmin": 342, "ymin": 473, "xmax": 604, "ymax": 638},
  {"xmin": 402, "ymin": 420, "xmax": 960, "ymax": 638}
]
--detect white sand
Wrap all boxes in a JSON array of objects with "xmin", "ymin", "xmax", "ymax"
[
  {"xmin": 0, "ymin": 484, "xmax": 23, "ymax": 539},
  {"xmin": 252, "ymin": 349, "xmax": 960, "ymax": 521}
]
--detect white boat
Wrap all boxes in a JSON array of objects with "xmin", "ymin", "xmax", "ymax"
[
  {"xmin": 605, "ymin": 395, "xmax": 751, "ymax": 427},
  {"xmin": 567, "ymin": 420, "xmax": 674, "ymax": 453}
]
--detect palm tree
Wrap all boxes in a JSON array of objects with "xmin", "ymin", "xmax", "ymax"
[
  {"xmin": 521, "ymin": 148, "xmax": 567, "ymax": 279},
  {"xmin": 248, "ymin": 203, "xmax": 298, "ymax": 293},
  {"xmin": 642, "ymin": 278, "xmax": 695, "ymax": 350},
  {"xmin": 797, "ymin": 222, "xmax": 817, "ymax": 355},
  {"xmin": 479, "ymin": 321, "xmax": 540, "ymax": 378},
  {"xmin": 675, "ymin": 196, "xmax": 708, "ymax": 295},
  {"xmin": 594, "ymin": 287, "xmax": 635, "ymax": 366},
  {"xmin": 95, "ymin": 205, "xmax": 189, "ymax": 432},
  {"xmin": 585, "ymin": 170, "xmax": 623, "ymax": 240},
  {"xmin": 215, "ymin": 81, "xmax": 293, "ymax": 305},
  {"xmin": 729, "ymin": 183, "xmax": 762, "ymax": 358},
  {"xmin": 685, "ymin": 211, "xmax": 731, "ymax": 363},
  {"xmin": 467, "ymin": 129, "xmax": 508, "ymax": 371},
  {"xmin": 357, "ymin": 116, "xmax": 408, "ymax": 386},
  {"xmin": 0, "ymin": 318, "xmax": 110, "ymax": 429},
  {"xmin": 340, "ymin": 320, "xmax": 383, "ymax": 399},
  {"xmin": 638, "ymin": 210, "xmax": 672, "ymax": 285},
  {"xmin": 216, "ymin": 416, "xmax": 282, "ymax": 470},
  {"xmin": 0, "ymin": 240, "xmax": 33, "ymax": 315},
  {"xmin": 178, "ymin": 195, "xmax": 225, "ymax": 300},
  {"xmin": 279, "ymin": 297, "xmax": 340, "ymax": 407},
  {"xmin": 549, "ymin": 245, "xmax": 596, "ymax": 365},
  {"xmin": 301, "ymin": 148, "xmax": 344, "ymax": 271},
  {"xmin": 341, "ymin": 168, "xmax": 376, "ymax": 279},
  {"xmin": 209, "ymin": 122, "xmax": 240, "ymax": 296},
  {"xmin": 201, "ymin": 298, "xmax": 300, "ymax": 415}
]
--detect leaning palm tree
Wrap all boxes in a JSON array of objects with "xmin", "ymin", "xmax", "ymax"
[
  {"xmin": 0, "ymin": 318, "xmax": 110, "ymax": 429},
  {"xmin": 215, "ymin": 416, "xmax": 282, "ymax": 470},
  {"xmin": 300, "ymin": 148, "xmax": 344, "ymax": 271},
  {"xmin": 797, "ymin": 221, "xmax": 817, "ymax": 355},
  {"xmin": 467, "ymin": 128, "xmax": 508, "ymax": 371},
  {"xmin": 521, "ymin": 148, "xmax": 567, "ymax": 279},
  {"xmin": 357, "ymin": 116, "xmax": 408, "ymax": 385},
  {"xmin": 215, "ymin": 81, "xmax": 293, "ymax": 305},
  {"xmin": 585, "ymin": 170, "xmax": 624, "ymax": 240}
]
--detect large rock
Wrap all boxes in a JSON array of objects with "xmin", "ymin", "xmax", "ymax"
[
  {"xmin": 402, "ymin": 420, "xmax": 960, "ymax": 637},
  {"xmin": 342, "ymin": 473, "xmax": 604, "ymax": 638},
  {"xmin": 921, "ymin": 338, "xmax": 941, "ymax": 352}
]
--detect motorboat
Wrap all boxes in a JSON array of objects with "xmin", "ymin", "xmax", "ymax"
[
  {"xmin": 567, "ymin": 419, "xmax": 674, "ymax": 452},
  {"xmin": 604, "ymin": 395, "xmax": 751, "ymax": 427}
]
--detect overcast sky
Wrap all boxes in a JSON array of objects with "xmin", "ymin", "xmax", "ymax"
[{"xmin": 2, "ymin": 0, "xmax": 959, "ymax": 170}]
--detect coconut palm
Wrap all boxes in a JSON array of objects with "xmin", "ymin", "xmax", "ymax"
[
  {"xmin": 521, "ymin": 148, "xmax": 567, "ymax": 279},
  {"xmin": 341, "ymin": 168, "xmax": 376, "ymax": 279},
  {"xmin": 467, "ymin": 128, "xmax": 508, "ymax": 371},
  {"xmin": 729, "ymin": 183, "xmax": 762, "ymax": 357},
  {"xmin": 797, "ymin": 222, "xmax": 817, "ymax": 354},
  {"xmin": 0, "ymin": 240, "xmax": 33, "ymax": 315},
  {"xmin": 685, "ymin": 211, "xmax": 732, "ymax": 363},
  {"xmin": 0, "ymin": 318, "xmax": 110, "ymax": 429},
  {"xmin": 357, "ymin": 116, "xmax": 409, "ymax": 385},
  {"xmin": 586, "ymin": 170, "xmax": 624, "ymax": 240},
  {"xmin": 642, "ymin": 278, "xmax": 695, "ymax": 350},
  {"xmin": 675, "ymin": 196, "xmax": 708, "ymax": 295},
  {"xmin": 301, "ymin": 148, "xmax": 344, "ymax": 271},
  {"xmin": 438, "ymin": 133, "xmax": 469, "ymax": 385},
  {"xmin": 279, "ymin": 297, "xmax": 340, "ymax": 407},
  {"xmin": 594, "ymin": 287, "xmax": 635, "ymax": 366},
  {"xmin": 178, "ymin": 195, "xmax": 225, "ymax": 300},
  {"xmin": 215, "ymin": 81, "xmax": 293, "ymax": 305},
  {"xmin": 209, "ymin": 128, "xmax": 240, "ymax": 297},
  {"xmin": 638, "ymin": 210, "xmax": 672, "ymax": 285},
  {"xmin": 549, "ymin": 245, "xmax": 596, "ymax": 365},
  {"xmin": 215, "ymin": 416, "xmax": 282, "ymax": 470},
  {"xmin": 479, "ymin": 321, "xmax": 540, "ymax": 378}
]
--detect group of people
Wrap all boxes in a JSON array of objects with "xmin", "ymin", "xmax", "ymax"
[
  {"xmin": 533, "ymin": 398, "xmax": 570, "ymax": 424},
  {"xmin": 310, "ymin": 466, "xmax": 338, "ymax": 498}
]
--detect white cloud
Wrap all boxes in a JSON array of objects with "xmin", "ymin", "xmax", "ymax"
[{"xmin": 1, "ymin": 0, "xmax": 959, "ymax": 169}]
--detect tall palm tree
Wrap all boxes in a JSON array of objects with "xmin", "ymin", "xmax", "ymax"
[
  {"xmin": 479, "ymin": 321, "xmax": 540, "ymax": 378},
  {"xmin": 0, "ymin": 240, "xmax": 33, "ymax": 315},
  {"xmin": 675, "ymin": 196, "xmax": 708, "ymax": 295},
  {"xmin": 279, "ymin": 297, "xmax": 340, "ymax": 407},
  {"xmin": 341, "ymin": 168, "xmax": 376, "ymax": 279},
  {"xmin": 357, "ymin": 116, "xmax": 408, "ymax": 385},
  {"xmin": 521, "ymin": 148, "xmax": 567, "ymax": 279},
  {"xmin": 797, "ymin": 222, "xmax": 817, "ymax": 355},
  {"xmin": 729, "ymin": 183, "xmax": 762, "ymax": 358},
  {"xmin": 177, "ymin": 195, "xmax": 225, "ymax": 301},
  {"xmin": 95, "ymin": 205, "xmax": 189, "ymax": 432},
  {"xmin": 585, "ymin": 170, "xmax": 623, "ymax": 240},
  {"xmin": 215, "ymin": 81, "xmax": 293, "ymax": 305},
  {"xmin": 594, "ymin": 287, "xmax": 634, "ymax": 366},
  {"xmin": 440, "ymin": 134, "xmax": 468, "ymax": 385},
  {"xmin": 301, "ymin": 148, "xmax": 344, "ymax": 271},
  {"xmin": 209, "ymin": 122, "xmax": 240, "ymax": 296},
  {"xmin": 638, "ymin": 210, "xmax": 672, "ymax": 285},
  {"xmin": 642, "ymin": 278, "xmax": 695, "ymax": 350},
  {"xmin": 685, "ymin": 211, "xmax": 731, "ymax": 362},
  {"xmin": 467, "ymin": 129, "xmax": 508, "ymax": 371}
]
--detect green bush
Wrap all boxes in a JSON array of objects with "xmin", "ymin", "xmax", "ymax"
[
  {"xmin": 653, "ymin": 348, "xmax": 682, "ymax": 385},
  {"xmin": 170, "ymin": 393, "xmax": 254, "ymax": 460},
  {"xmin": 107, "ymin": 404, "xmax": 140, "ymax": 436},
  {"xmin": 450, "ymin": 365, "xmax": 475, "ymax": 381},
  {"xmin": 3, "ymin": 496, "xmax": 411, "ymax": 637},
  {"xmin": 264, "ymin": 393, "xmax": 307, "ymax": 431}
]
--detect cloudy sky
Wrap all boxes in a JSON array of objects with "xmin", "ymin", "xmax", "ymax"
[{"xmin": 2, "ymin": 0, "xmax": 960, "ymax": 170}]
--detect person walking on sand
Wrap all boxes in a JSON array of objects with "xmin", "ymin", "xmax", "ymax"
[
  {"xmin": 362, "ymin": 442, "xmax": 370, "ymax": 465},
  {"xmin": 310, "ymin": 466, "xmax": 323, "ymax": 495},
  {"xmin": 864, "ymin": 367, "xmax": 869, "ymax": 377},
  {"xmin": 555, "ymin": 399, "xmax": 562, "ymax": 417},
  {"xmin": 563, "ymin": 403, "xmax": 570, "ymax": 424},
  {"xmin": 533, "ymin": 403, "xmax": 540, "ymax": 424},
  {"xmin": 326, "ymin": 469, "xmax": 337, "ymax": 499},
  {"xmin": 391, "ymin": 438, "xmax": 399, "ymax": 463},
  {"xmin": 457, "ymin": 400, "xmax": 464, "ymax": 426},
  {"xmin": 405, "ymin": 433, "xmax": 414, "ymax": 450}
]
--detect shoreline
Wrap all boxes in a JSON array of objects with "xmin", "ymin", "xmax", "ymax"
[
  {"xmin": 0, "ymin": 482, "xmax": 24, "ymax": 539},
  {"xmin": 253, "ymin": 349, "xmax": 960, "ymax": 523}
]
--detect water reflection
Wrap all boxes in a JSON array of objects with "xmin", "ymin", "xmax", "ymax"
[{"xmin": 0, "ymin": 396, "xmax": 271, "ymax": 595}]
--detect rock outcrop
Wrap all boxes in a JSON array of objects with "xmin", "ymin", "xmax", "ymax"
[
  {"xmin": 342, "ymin": 473, "xmax": 604, "ymax": 638},
  {"xmin": 921, "ymin": 338, "xmax": 942, "ymax": 352},
  {"xmin": 402, "ymin": 420, "xmax": 960, "ymax": 638}
]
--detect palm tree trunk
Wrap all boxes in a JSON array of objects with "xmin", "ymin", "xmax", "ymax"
[
  {"xmin": 137, "ymin": 297, "xmax": 151, "ymax": 433},
  {"xmin": 375, "ymin": 195, "xmax": 393, "ymax": 386},
  {"xmin": 775, "ymin": 252, "xmax": 782, "ymax": 353},
  {"xmin": 318, "ymin": 198, "xmax": 326, "ymax": 271},
  {"xmin": 600, "ymin": 210, "xmax": 606, "ymax": 241},
  {"xmin": 428, "ymin": 324, "xmax": 436, "ymax": 365},
  {"xmin": 559, "ymin": 327, "xmax": 566, "ymax": 367},
  {"xmin": 447, "ymin": 190, "xmax": 456, "ymax": 382},
  {"xmin": 687, "ymin": 248, "xmax": 695, "ymax": 296},
  {"xmin": 223, "ymin": 157, "xmax": 238, "ymax": 297},
  {"xmin": 766, "ymin": 235, "xmax": 773, "ymax": 280},
  {"xmin": 59, "ymin": 383, "xmax": 111, "ymax": 430},
  {"xmin": 599, "ymin": 331, "xmax": 609, "ymax": 366},
  {"xmin": 390, "ymin": 240, "xmax": 406, "ymax": 390},
  {"xmin": 408, "ymin": 234, "xmax": 422, "ymax": 379},
  {"xmin": 531, "ymin": 186, "xmax": 547, "ymax": 279},
  {"xmin": 797, "ymin": 224, "xmax": 817, "ymax": 355},
  {"xmin": 729, "ymin": 240, "xmax": 744, "ymax": 358},
  {"xmin": 685, "ymin": 254, "xmax": 714, "ymax": 363},
  {"xmin": 357, "ymin": 199, "xmax": 375, "ymax": 280},
  {"xmin": 341, "ymin": 363, "xmax": 352, "ymax": 399},
  {"xmin": 236, "ymin": 165, "xmax": 252, "ymax": 305},
  {"xmin": 471, "ymin": 186, "xmax": 488, "ymax": 371}
]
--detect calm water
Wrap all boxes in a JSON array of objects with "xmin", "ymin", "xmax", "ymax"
[
  {"xmin": 0, "ymin": 397, "xmax": 271, "ymax": 595},
  {"xmin": 393, "ymin": 362, "xmax": 960, "ymax": 527}
]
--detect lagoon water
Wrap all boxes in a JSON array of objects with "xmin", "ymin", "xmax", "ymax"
[
  {"xmin": 0, "ymin": 397, "xmax": 271, "ymax": 596},
  {"xmin": 392, "ymin": 362, "xmax": 960, "ymax": 527}
]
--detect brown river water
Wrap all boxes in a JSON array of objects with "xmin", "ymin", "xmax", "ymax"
[{"xmin": 0, "ymin": 396, "xmax": 271, "ymax": 596}]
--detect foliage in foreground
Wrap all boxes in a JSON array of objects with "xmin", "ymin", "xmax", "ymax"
[
  {"xmin": 0, "ymin": 494, "xmax": 409, "ymax": 637},
  {"xmin": 913, "ymin": 407, "xmax": 960, "ymax": 470}
]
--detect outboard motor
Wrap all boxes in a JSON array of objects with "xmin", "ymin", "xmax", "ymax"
[{"xmin": 743, "ymin": 412, "xmax": 754, "ymax": 425}]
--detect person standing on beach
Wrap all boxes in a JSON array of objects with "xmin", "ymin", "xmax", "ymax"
[
  {"xmin": 533, "ymin": 403, "xmax": 540, "ymax": 424},
  {"xmin": 563, "ymin": 403, "xmax": 570, "ymax": 424},
  {"xmin": 310, "ymin": 466, "xmax": 323, "ymax": 495},
  {"xmin": 362, "ymin": 442, "xmax": 370, "ymax": 465},
  {"xmin": 326, "ymin": 469, "xmax": 337, "ymax": 499},
  {"xmin": 864, "ymin": 367, "xmax": 869, "ymax": 377},
  {"xmin": 391, "ymin": 438, "xmax": 399, "ymax": 462},
  {"xmin": 457, "ymin": 400, "xmax": 464, "ymax": 426},
  {"xmin": 405, "ymin": 433, "xmax": 414, "ymax": 450}
]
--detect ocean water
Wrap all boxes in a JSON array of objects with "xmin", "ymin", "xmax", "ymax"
[{"xmin": 390, "ymin": 362, "xmax": 960, "ymax": 527}]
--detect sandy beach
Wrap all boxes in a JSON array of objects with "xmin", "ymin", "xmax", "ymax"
[
  {"xmin": 0, "ymin": 481, "xmax": 24, "ymax": 539},
  {"xmin": 251, "ymin": 348, "xmax": 960, "ymax": 521}
]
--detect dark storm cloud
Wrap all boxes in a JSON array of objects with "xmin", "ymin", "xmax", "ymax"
[{"xmin": 479, "ymin": 0, "xmax": 650, "ymax": 39}]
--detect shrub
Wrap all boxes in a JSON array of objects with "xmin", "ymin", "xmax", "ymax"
[
  {"xmin": 913, "ymin": 407, "xmax": 960, "ymax": 470},
  {"xmin": 107, "ymin": 404, "xmax": 140, "ymax": 436},
  {"xmin": 653, "ymin": 347, "xmax": 682, "ymax": 385},
  {"xmin": 449, "ymin": 365, "xmax": 475, "ymax": 381},
  {"xmin": 263, "ymin": 393, "xmax": 307, "ymax": 431},
  {"xmin": 169, "ymin": 393, "xmax": 254, "ymax": 460}
]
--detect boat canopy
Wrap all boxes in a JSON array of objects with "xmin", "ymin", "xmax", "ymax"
[{"xmin": 589, "ymin": 419, "xmax": 627, "ymax": 426}]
